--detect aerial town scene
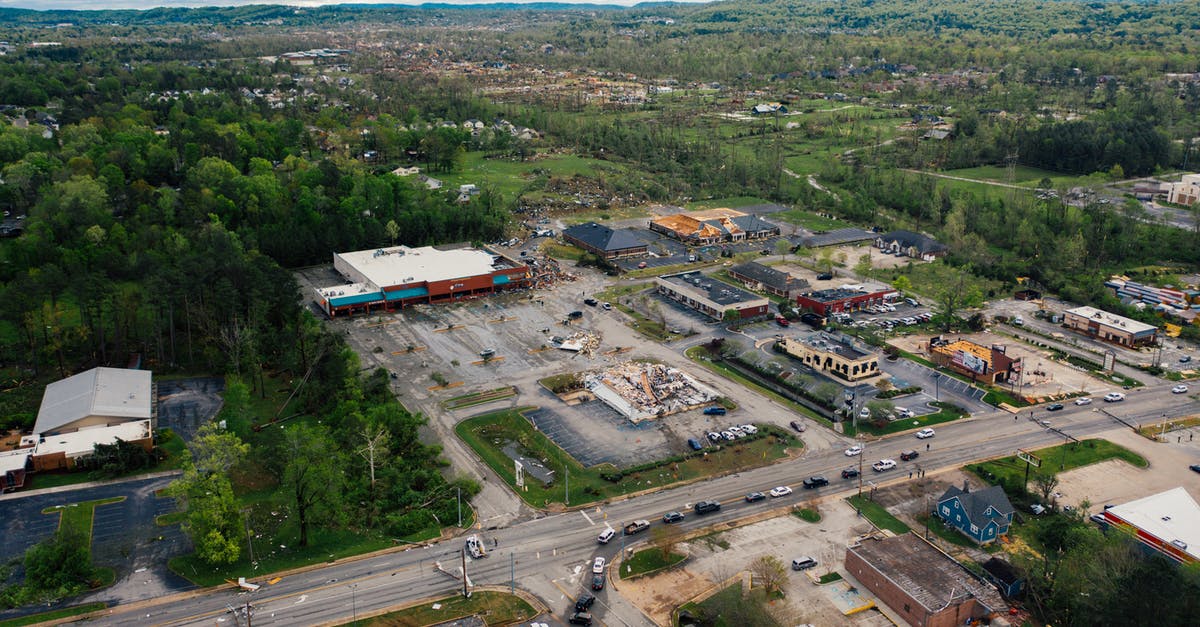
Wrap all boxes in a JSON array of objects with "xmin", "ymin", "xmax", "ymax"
[{"xmin": 0, "ymin": 1, "xmax": 1199, "ymax": 626}]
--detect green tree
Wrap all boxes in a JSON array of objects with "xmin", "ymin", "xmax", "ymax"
[
  {"xmin": 280, "ymin": 424, "xmax": 345, "ymax": 547},
  {"xmin": 166, "ymin": 423, "xmax": 248, "ymax": 565},
  {"xmin": 892, "ymin": 275, "xmax": 913, "ymax": 294},
  {"xmin": 854, "ymin": 253, "xmax": 873, "ymax": 276},
  {"xmin": 22, "ymin": 528, "xmax": 96, "ymax": 601},
  {"xmin": 774, "ymin": 238, "xmax": 792, "ymax": 260}
]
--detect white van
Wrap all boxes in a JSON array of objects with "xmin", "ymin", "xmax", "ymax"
[
  {"xmin": 597, "ymin": 527, "xmax": 616, "ymax": 544},
  {"xmin": 792, "ymin": 556, "xmax": 818, "ymax": 571}
]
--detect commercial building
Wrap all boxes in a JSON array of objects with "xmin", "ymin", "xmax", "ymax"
[
  {"xmin": 928, "ymin": 339, "xmax": 1020, "ymax": 384},
  {"xmin": 1166, "ymin": 173, "xmax": 1200, "ymax": 206},
  {"xmin": 728, "ymin": 261, "xmax": 809, "ymax": 299},
  {"xmin": 562, "ymin": 222, "xmax": 648, "ymax": 259},
  {"xmin": 1062, "ymin": 305, "xmax": 1158, "ymax": 348},
  {"xmin": 1097, "ymin": 487, "xmax": 1199, "ymax": 565},
  {"xmin": 779, "ymin": 332, "xmax": 880, "ymax": 382},
  {"xmin": 649, "ymin": 208, "xmax": 779, "ymax": 245},
  {"xmin": 793, "ymin": 285, "xmax": 897, "ymax": 316},
  {"xmin": 654, "ymin": 271, "xmax": 770, "ymax": 320},
  {"xmin": 314, "ymin": 244, "xmax": 530, "ymax": 318},
  {"xmin": 875, "ymin": 230, "xmax": 948, "ymax": 261},
  {"xmin": 845, "ymin": 534, "xmax": 1007, "ymax": 627}
]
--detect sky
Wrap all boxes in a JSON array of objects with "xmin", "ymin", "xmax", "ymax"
[{"xmin": 0, "ymin": 0, "xmax": 702, "ymax": 9}]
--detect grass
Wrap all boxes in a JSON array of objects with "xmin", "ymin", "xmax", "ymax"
[
  {"xmin": 772, "ymin": 208, "xmax": 845, "ymax": 231},
  {"xmin": 982, "ymin": 388, "xmax": 1032, "ymax": 408},
  {"xmin": 846, "ymin": 494, "xmax": 911, "ymax": 534},
  {"xmin": 1138, "ymin": 415, "xmax": 1200, "ymax": 439},
  {"xmin": 343, "ymin": 590, "xmax": 536, "ymax": 627},
  {"xmin": 816, "ymin": 572, "xmax": 843, "ymax": 584},
  {"xmin": 967, "ymin": 439, "xmax": 1148, "ymax": 490},
  {"xmin": 685, "ymin": 196, "xmax": 775, "ymax": 210},
  {"xmin": 793, "ymin": 508, "xmax": 821, "ymax": 523},
  {"xmin": 676, "ymin": 583, "xmax": 740, "ymax": 627},
  {"xmin": 0, "ymin": 602, "xmax": 108, "ymax": 627},
  {"xmin": 455, "ymin": 408, "xmax": 798, "ymax": 508},
  {"xmin": 916, "ymin": 514, "xmax": 990, "ymax": 550},
  {"xmin": 156, "ymin": 511, "xmax": 186, "ymax": 526},
  {"xmin": 854, "ymin": 402, "xmax": 966, "ymax": 436},
  {"xmin": 871, "ymin": 260, "xmax": 1007, "ymax": 302},
  {"xmin": 538, "ymin": 241, "xmax": 586, "ymax": 261},
  {"xmin": 43, "ymin": 496, "xmax": 125, "ymax": 554},
  {"xmin": 684, "ymin": 345, "xmax": 831, "ymax": 427},
  {"xmin": 441, "ymin": 386, "xmax": 516, "ymax": 410},
  {"xmin": 620, "ymin": 549, "xmax": 686, "ymax": 579}
]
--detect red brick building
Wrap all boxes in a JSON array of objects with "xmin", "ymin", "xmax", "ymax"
[{"xmin": 794, "ymin": 286, "xmax": 896, "ymax": 316}]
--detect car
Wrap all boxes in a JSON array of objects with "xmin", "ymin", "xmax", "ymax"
[
  {"xmin": 791, "ymin": 556, "xmax": 818, "ymax": 571},
  {"xmin": 637, "ymin": 261, "xmax": 648, "ymax": 269},
  {"xmin": 1181, "ymin": 355, "xmax": 1193, "ymax": 363},
  {"xmin": 479, "ymin": 348, "xmax": 496, "ymax": 359},
  {"xmin": 466, "ymin": 535, "xmax": 487, "ymax": 558},
  {"xmin": 601, "ymin": 302, "xmax": 612, "ymax": 310},
  {"xmin": 687, "ymin": 438, "xmax": 703, "ymax": 451},
  {"xmin": 1030, "ymin": 504, "xmax": 1047, "ymax": 515},
  {"xmin": 694, "ymin": 500, "xmax": 722, "ymax": 514},
  {"xmin": 591, "ymin": 573, "xmax": 605, "ymax": 590},
  {"xmin": 575, "ymin": 594, "xmax": 596, "ymax": 612},
  {"xmin": 584, "ymin": 298, "xmax": 598, "ymax": 306},
  {"xmin": 569, "ymin": 612, "xmax": 593, "ymax": 625},
  {"xmin": 789, "ymin": 420, "xmax": 806, "ymax": 432},
  {"xmin": 1090, "ymin": 513, "xmax": 1108, "ymax": 526},
  {"xmin": 760, "ymin": 248, "xmax": 770, "ymax": 255},
  {"xmin": 872, "ymin": 459, "xmax": 897, "ymax": 472},
  {"xmin": 728, "ymin": 425, "xmax": 744, "ymax": 435},
  {"xmin": 707, "ymin": 432, "xmax": 722, "ymax": 442},
  {"xmin": 845, "ymin": 445, "xmax": 863, "ymax": 456},
  {"xmin": 721, "ymin": 431, "xmax": 736, "ymax": 441},
  {"xmin": 1104, "ymin": 392, "xmax": 1126, "ymax": 402},
  {"xmin": 740, "ymin": 424, "xmax": 758, "ymax": 434},
  {"xmin": 703, "ymin": 405, "xmax": 727, "ymax": 415},
  {"xmin": 775, "ymin": 315, "xmax": 790, "ymax": 327},
  {"xmin": 1046, "ymin": 403, "xmax": 1064, "ymax": 411},
  {"xmin": 1039, "ymin": 419, "xmax": 1052, "ymax": 427},
  {"xmin": 597, "ymin": 528, "xmax": 615, "ymax": 544},
  {"xmin": 841, "ymin": 468, "xmax": 860, "ymax": 479},
  {"xmin": 1074, "ymin": 397, "xmax": 1092, "ymax": 406},
  {"xmin": 802, "ymin": 476, "xmax": 829, "ymax": 489},
  {"xmin": 745, "ymin": 492, "xmax": 766, "ymax": 503},
  {"xmin": 816, "ymin": 272, "xmax": 834, "ymax": 280},
  {"xmin": 1190, "ymin": 464, "xmax": 1200, "ymax": 474},
  {"xmin": 894, "ymin": 407, "xmax": 914, "ymax": 418},
  {"xmin": 859, "ymin": 407, "xmax": 871, "ymax": 420},
  {"xmin": 915, "ymin": 428, "xmax": 935, "ymax": 439},
  {"xmin": 592, "ymin": 557, "xmax": 606, "ymax": 573},
  {"xmin": 663, "ymin": 511, "xmax": 685, "ymax": 524},
  {"xmin": 900, "ymin": 450, "xmax": 920, "ymax": 461},
  {"xmin": 1172, "ymin": 384, "xmax": 1189, "ymax": 394},
  {"xmin": 770, "ymin": 485, "xmax": 794, "ymax": 497}
]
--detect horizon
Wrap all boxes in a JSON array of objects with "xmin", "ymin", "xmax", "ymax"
[{"xmin": 0, "ymin": 0, "xmax": 708, "ymax": 10}]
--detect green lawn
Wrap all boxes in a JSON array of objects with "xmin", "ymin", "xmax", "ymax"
[
  {"xmin": 0, "ymin": 602, "xmax": 107, "ymax": 627},
  {"xmin": 916, "ymin": 514, "xmax": 990, "ymax": 550},
  {"xmin": 846, "ymin": 494, "xmax": 911, "ymax": 534},
  {"xmin": 43, "ymin": 496, "xmax": 125, "ymax": 554},
  {"xmin": 871, "ymin": 260, "xmax": 1007, "ymax": 302},
  {"xmin": 793, "ymin": 508, "xmax": 821, "ymax": 523},
  {"xmin": 967, "ymin": 439, "xmax": 1147, "ymax": 489},
  {"xmin": 343, "ymin": 590, "xmax": 536, "ymax": 627},
  {"xmin": 939, "ymin": 165, "xmax": 1065, "ymax": 186},
  {"xmin": 855, "ymin": 402, "xmax": 967, "ymax": 436},
  {"xmin": 620, "ymin": 548, "xmax": 686, "ymax": 579},
  {"xmin": 772, "ymin": 208, "xmax": 844, "ymax": 231},
  {"xmin": 455, "ymin": 408, "xmax": 799, "ymax": 508},
  {"xmin": 686, "ymin": 196, "xmax": 775, "ymax": 210},
  {"xmin": 434, "ymin": 151, "xmax": 628, "ymax": 203}
]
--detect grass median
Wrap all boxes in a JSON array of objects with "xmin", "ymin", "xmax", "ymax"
[
  {"xmin": 343, "ymin": 590, "xmax": 535, "ymax": 626},
  {"xmin": 967, "ymin": 438, "xmax": 1147, "ymax": 488},
  {"xmin": 620, "ymin": 548, "xmax": 686, "ymax": 579},
  {"xmin": 456, "ymin": 407, "xmax": 799, "ymax": 508}
]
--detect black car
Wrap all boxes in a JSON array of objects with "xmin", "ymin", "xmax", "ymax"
[
  {"xmin": 744, "ymin": 492, "xmax": 766, "ymax": 503},
  {"xmin": 663, "ymin": 511, "xmax": 685, "ymax": 524},
  {"xmin": 841, "ymin": 468, "xmax": 860, "ymax": 479},
  {"xmin": 789, "ymin": 420, "xmax": 806, "ymax": 432},
  {"xmin": 900, "ymin": 450, "xmax": 920, "ymax": 461},
  {"xmin": 695, "ymin": 499, "xmax": 722, "ymax": 514},
  {"xmin": 802, "ymin": 476, "xmax": 829, "ymax": 489},
  {"xmin": 816, "ymin": 272, "xmax": 834, "ymax": 280},
  {"xmin": 584, "ymin": 298, "xmax": 598, "ymax": 306},
  {"xmin": 1046, "ymin": 403, "xmax": 1064, "ymax": 411},
  {"xmin": 568, "ymin": 310, "xmax": 584, "ymax": 319},
  {"xmin": 569, "ymin": 611, "xmax": 593, "ymax": 625},
  {"xmin": 591, "ymin": 573, "xmax": 605, "ymax": 590},
  {"xmin": 1191, "ymin": 464, "xmax": 1200, "ymax": 474},
  {"xmin": 575, "ymin": 594, "xmax": 596, "ymax": 612}
]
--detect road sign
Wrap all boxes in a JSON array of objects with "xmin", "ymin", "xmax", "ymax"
[{"xmin": 1017, "ymin": 449, "xmax": 1041, "ymax": 467}]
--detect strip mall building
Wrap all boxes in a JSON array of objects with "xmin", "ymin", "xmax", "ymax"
[{"xmin": 314, "ymin": 244, "xmax": 531, "ymax": 318}]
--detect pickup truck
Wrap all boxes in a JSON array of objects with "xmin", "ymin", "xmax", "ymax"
[{"xmin": 623, "ymin": 520, "xmax": 651, "ymax": 535}]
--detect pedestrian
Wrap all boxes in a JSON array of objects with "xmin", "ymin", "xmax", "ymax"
[
  {"xmin": 1191, "ymin": 433, "xmax": 1194, "ymax": 441},
  {"xmin": 909, "ymin": 471, "xmax": 913, "ymax": 479},
  {"xmin": 926, "ymin": 443, "xmax": 930, "ymax": 451}
]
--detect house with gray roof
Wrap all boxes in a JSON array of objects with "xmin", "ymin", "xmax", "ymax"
[
  {"xmin": 728, "ymin": 261, "xmax": 810, "ymax": 299},
  {"xmin": 875, "ymin": 230, "xmax": 948, "ymax": 261},
  {"xmin": 935, "ymin": 481, "xmax": 1014, "ymax": 545},
  {"xmin": 562, "ymin": 222, "xmax": 648, "ymax": 260}
]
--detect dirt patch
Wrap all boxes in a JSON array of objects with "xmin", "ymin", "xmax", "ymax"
[
  {"xmin": 617, "ymin": 567, "xmax": 715, "ymax": 625},
  {"xmin": 1052, "ymin": 427, "xmax": 1200, "ymax": 512}
]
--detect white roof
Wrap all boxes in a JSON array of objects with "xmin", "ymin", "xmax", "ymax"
[
  {"xmin": 0, "ymin": 448, "xmax": 31, "ymax": 473},
  {"xmin": 34, "ymin": 420, "xmax": 152, "ymax": 459},
  {"xmin": 34, "ymin": 367, "xmax": 153, "ymax": 435},
  {"xmin": 1105, "ymin": 487, "xmax": 1200, "ymax": 562},
  {"xmin": 336, "ymin": 245, "xmax": 500, "ymax": 289},
  {"xmin": 1065, "ymin": 305, "xmax": 1157, "ymax": 335}
]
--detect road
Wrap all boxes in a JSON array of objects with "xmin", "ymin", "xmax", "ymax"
[{"xmin": 88, "ymin": 380, "xmax": 1199, "ymax": 627}]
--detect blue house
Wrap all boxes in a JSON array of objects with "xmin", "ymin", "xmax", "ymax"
[{"xmin": 936, "ymin": 482, "xmax": 1014, "ymax": 545}]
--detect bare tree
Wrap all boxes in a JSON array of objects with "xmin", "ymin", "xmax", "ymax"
[
  {"xmin": 1033, "ymin": 472, "xmax": 1060, "ymax": 505},
  {"xmin": 650, "ymin": 524, "xmax": 683, "ymax": 561},
  {"xmin": 357, "ymin": 422, "xmax": 390, "ymax": 491},
  {"xmin": 749, "ymin": 555, "xmax": 787, "ymax": 596}
]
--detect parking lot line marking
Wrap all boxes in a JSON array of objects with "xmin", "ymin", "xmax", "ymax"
[
  {"xmin": 364, "ymin": 320, "xmax": 395, "ymax": 328},
  {"xmin": 471, "ymin": 357, "xmax": 506, "ymax": 365},
  {"xmin": 391, "ymin": 347, "xmax": 426, "ymax": 355},
  {"xmin": 433, "ymin": 324, "xmax": 465, "ymax": 333},
  {"xmin": 428, "ymin": 381, "xmax": 465, "ymax": 391},
  {"xmin": 581, "ymin": 511, "xmax": 595, "ymax": 526},
  {"xmin": 488, "ymin": 316, "xmax": 518, "ymax": 323}
]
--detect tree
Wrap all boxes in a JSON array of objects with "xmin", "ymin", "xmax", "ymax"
[
  {"xmin": 22, "ymin": 528, "xmax": 96, "ymax": 601},
  {"xmin": 650, "ymin": 524, "xmax": 683, "ymax": 562},
  {"xmin": 774, "ymin": 238, "xmax": 792, "ymax": 260},
  {"xmin": 168, "ymin": 471, "xmax": 244, "ymax": 564},
  {"xmin": 891, "ymin": 275, "xmax": 913, "ymax": 294},
  {"xmin": 723, "ymin": 309, "xmax": 741, "ymax": 323},
  {"xmin": 931, "ymin": 268, "xmax": 983, "ymax": 331},
  {"xmin": 1032, "ymin": 472, "xmax": 1060, "ymax": 505},
  {"xmin": 189, "ymin": 422, "xmax": 249, "ymax": 476},
  {"xmin": 854, "ymin": 253, "xmax": 872, "ymax": 276},
  {"xmin": 813, "ymin": 382, "xmax": 841, "ymax": 405},
  {"xmin": 749, "ymin": 555, "xmax": 787, "ymax": 596},
  {"xmin": 385, "ymin": 219, "xmax": 400, "ymax": 245},
  {"xmin": 280, "ymin": 424, "xmax": 345, "ymax": 547}
]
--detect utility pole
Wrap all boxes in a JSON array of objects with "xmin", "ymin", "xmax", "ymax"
[
  {"xmin": 457, "ymin": 486, "xmax": 462, "ymax": 527},
  {"xmin": 243, "ymin": 508, "xmax": 255, "ymax": 566},
  {"xmin": 565, "ymin": 467, "xmax": 569, "ymax": 506},
  {"xmin": 510, "ymin": 552, "xmax": 515, "ymax": 595}
]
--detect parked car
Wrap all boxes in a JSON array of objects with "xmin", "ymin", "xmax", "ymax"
[
  {"xmin": 1181, "ymin": 355, "xmax": 1193, "ymax": 363},
  {"xmin": 802, "ymin": 476, "xmax": 829, "ymax": 489},
  {"xmin": 816, "ymin": 272, "xmax": 834, "ymax": 280},
  {"xmin": 694, "ymin": 500, "xmax": 722, "ymax": 514},
  {"xmin": 744, "ymin": 492, "xmax": 766, "ymax": 503},
  {"xmin": 769, "ymin": 485, "xmax": 793, "ymax": 497},
  {"xmin": 728, "ymin": 425, "xmax": 745, "ymax": 436},
  {"xmin": 707, "ymin": 432, "xmax": 722, "ymax": 442},
  {"xmin": 703, "ymin": 406, "xmax": 727, "ymax": 415},
  {"xmin": 1046, "ymin": 403, "xmax": 1064, "ymax": 411},
  {"xmin": 895, "ymin": 407, "xmax": 914, "ymax": 418},
  {"xmin": 687, "ymin": 438, "xmax": 704, "ymax": 451},
  {"xmin": 575, "ymin": 594, "xmax": 596, "ymax": 612},
  {"xmin": 601, "ymin": 302, "xmax": 612, "ymax": 310},
  {"xmin": 841, "ymin": 468, "xmax": 860, "ymax": 479},
  {"xmin": 1172, "ymin": 384, "xmax": 1189, "ymax": 394},
  {"xmin": 721, "ymin": 430, "xmax": 736, "ymax": 441},
  {"xmin": 584, "ymin": 298, "xmax": 598, "ymax": 306},
  {"xmin": 663, "ymin": 511, "xmax": 685, "ymax": 524},
  {"xmin": 1190, "ymin": 464, "xmax": 1200, "ymax": 474},
  {"xmin": 592, "ymin": 557, "xmax": 606, "ymax": 573},
  {"xmin": 915, "ymin": 428, "xmax": 935, "ymax": 439},
  {"xmin": 845, "ymin": 445, "xmax": 863, "ymax": 456},
  {"xmin": 789, "ymin": 420, "xmax": 806, "ymax": 432},
  {"xmin": 1030, "ymin": 504, "xmax": 1047, "ymax": 515},
  {"xmin": 568, "ymin": 310, "xmax": 584, "ymax": 319},
  {"xmin": 637, "ymin": 261, "xmax": 648, "ymax": 269},
  {"xmin": 740, "ymin": 424, "xmax": 758, "ymax": 434},
  {"xmin": 1104, "ymin": 392, "xmax": 1126, "ymax": 402},
  {"xmin": 478, "ymin": 348, "xmax": 496, "ymax": 359},
  {"xmin": 872, "ymin": 459, "xmax": 897, "ymax": 472},
  {"xmin": 775, "ymin": 315, "xmax": 790, "ymax": 327},
  {"xmin": 791, "ymin": 556, "xmax": 818, "ymax": 571},
  {"xmin": 569, "ymin": 612, "xmax": 593, "ymax": 625},
  {"xmin": 1074, "ymin": 397, "xmax": 1092, "ymax": 406},
  {"xmin": 900, "ymin": 450, "xmax": 920, "ymax": 461}
]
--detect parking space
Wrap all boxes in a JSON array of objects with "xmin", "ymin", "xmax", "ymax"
[{"xmin": 526, "ymin": 402, "xmax": 668, "ymax": 468}]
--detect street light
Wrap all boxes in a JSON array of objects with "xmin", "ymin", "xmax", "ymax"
[{"xmin": 349, "ymin": 584, "xmax": 358, "ymax": 622}]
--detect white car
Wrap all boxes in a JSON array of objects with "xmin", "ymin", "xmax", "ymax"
[
  {"xmin": 915, "ymin": 428, "xmax": 935, "ymax": 439},
  {"xmin": 872, "ymin": 459, "xmax": 897, "ymax": 472},
  {"xmin": 721, "ymin": 430, "xmax": 736, "ymax": 441},
  {"xmin": 592, "ymin": 556, "xmax": 606, "ymax": 573},
  {"xmin": 895, "ymin": 407, "xmax": 915, "ymax": 418},
  {"xmin": 845, "ymin": 445, "xmax": 863, "ymax": 456},
  {"xmin": 740, "ymin": 424, "xmax": 758, "ymax": 434},
  {"xmin": 728, "ymin": 425, "xmax": 744, "ymax": 435},
  {"xmin": 1104, "ymin": 392, "xmax": 1126, "ymax": 402},
  {"xmin": 1172, "ymin": 384, "xmax": 1189, "ymax": 394},
  {"xmin": 769, "ymin": 486, "xmax": 793, "ymax": 498},
  {"xmin": 1073, "ymin": 397, "xmax": 1092, "ymax": 406},
  {"xmin": 858, "ymin": 407, "xmax": 871, "ymax": 419}
]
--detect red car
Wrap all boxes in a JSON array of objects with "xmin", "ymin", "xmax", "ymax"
[{"xmin": 775, "ymin": 315, "xmax": 790, "ymax": 327}]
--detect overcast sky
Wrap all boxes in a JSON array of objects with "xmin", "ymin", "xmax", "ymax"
[{"xmin": 0, "ymin": 0, "xmax": 701, "ymax": 9}]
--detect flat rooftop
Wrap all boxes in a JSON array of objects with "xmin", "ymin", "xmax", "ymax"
[
  {"xmin": 805, "ymin": 333, "xmax": 870, "ymax": 360},
  {"xmin": 1105, "ymin": 487, "xmax": 1200, "ymax": 562},
  {"xmin": 335, "ymin": 244, "xmax": 521, "ymax": 289},
  {"xmin": 850, "ymin": 534, "xmax": 1006, "ymax": 614},
  {"xmin": 34, "ymin": 419, "xmax": 152, "ymax": 459},
  {"xmin": 659, "ymin": 272, "xmax": 765, "ymax": 306},
  {"xmin": 1065, "ymin": 305, "xmax": 1157, "ymax": 335},
  {"xmin": 800, "ymin": 287, "xmax": 887, "ymax": 303}
]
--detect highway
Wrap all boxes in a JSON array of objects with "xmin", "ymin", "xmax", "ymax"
[{"xmin": 92, "ymin": 384, "xmax": 1199, "ymax": 626}]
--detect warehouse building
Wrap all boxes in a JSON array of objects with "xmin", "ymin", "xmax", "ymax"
[
  {"xmin": 1097, "ymin": 487, "xmax": 1199, "ymax": 565},
  {"xmin": 654, "ymin": 271, "xmax": 770, "ymax": 320},
  {"xmin": 1062, "ymin": 305, "xmax": 1158, "ymax": 347},
  {"xmin": 314, "ymin": 244, "xmax": 530, "ymax": 318}
]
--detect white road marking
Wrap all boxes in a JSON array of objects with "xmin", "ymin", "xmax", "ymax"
[
  {"xmin": 295, "ymin": 595, "xmax": 307, "ymax": 605},
  {"xmin": 581, "ymin": 510, "xmax": 595, "ymax": 525}
]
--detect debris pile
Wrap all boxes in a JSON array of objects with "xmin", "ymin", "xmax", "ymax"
[
  {"xmin": 584, "ymin": 361, "xmax": 718, "ymax": 423},
  {"xmin": 551, "ymin": 331, "xmax": 601, "ymax": 356}
]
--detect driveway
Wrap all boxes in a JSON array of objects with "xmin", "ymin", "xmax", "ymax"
[{"xmin": 156, "ymin": 377, "xmax": 225, "ymax": 442}]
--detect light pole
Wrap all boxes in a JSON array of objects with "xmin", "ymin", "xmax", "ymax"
[
  {"xmin": 457, "ymin": 486, "xmax": 462, "ymax": 527},
  {"xmin": 349, "ymin": 584, "xmax": 357, "ymax": 622}
]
